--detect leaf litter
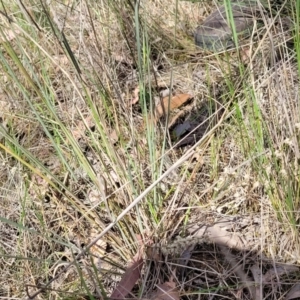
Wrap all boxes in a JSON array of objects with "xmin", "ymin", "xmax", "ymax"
[
  {"xmin": 1, "ymin": 0, "xmax": 300, "ymax": 299},
  {"xmin": 149, "ymin": 93, "xmax": 193, "ymax": 125}
]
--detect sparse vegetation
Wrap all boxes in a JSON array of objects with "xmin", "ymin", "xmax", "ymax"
[{"xmin": 0, "ymin": 0, "xmax": 300, "ymax": 299}]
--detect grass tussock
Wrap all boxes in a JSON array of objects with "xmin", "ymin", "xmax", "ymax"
[{"xmin": 0, "ymin": 0, "xmax": 300, "ymax": 299}]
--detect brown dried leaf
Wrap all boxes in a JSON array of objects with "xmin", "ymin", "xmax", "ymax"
[
  {"xmin": 285, "ymin": 284, "xmax": 300, "ymax": 300},
  {"xmin": 146, "ymin": 246, "xmax": 161, "ymax": 262},
  {"xmin": 250, "ymin": 263, "xmax": 263, "ymax": 300},
  {"xmin": 129, "ymin": 86, "xmax": 140, "ymax": 105},
  {"xmin": 240, "ymin": 46, "xmax": 251, "ymax": 63},
  {"xmin": 87, "ymin": 228, "xmax": 107, "ymax": 269},
  {"xmin": 72, "ymin": 115, "xmax": 93, "ymax": 140},
  {"xmin": 149, "ymin": 94, "xmax": 193, "ymax": 125},
  {"xmin": 192, "ymin": 223, "xmax": 245, "ymax": 250},
  {"xmin": 110, "ymin": 238, "xmax": 144, "ymax": 300},
  {"xmin": 217, "ymin": 244, "xmax": 255, "ymax": 298},
  {"xmin": 263, "ymin": 264, "xmax": 298, "ymax": 283},
  {"xmin": 156, "ymin": 94, "xmax": 192, "ymax": 119},
  {"xmin": 109, "ymin": 129, "xmax": 118, "ymax": 144},
  {"xmin": 0, "ymin": 29, "xmax": 20, "ymax": 43},
  {"xmin": 150, "ymin": 281, "xmax": 180, "ymax": 300}
]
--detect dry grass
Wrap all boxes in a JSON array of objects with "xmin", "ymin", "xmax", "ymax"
[{"xmin": 0, "ymin": 0, "xmax": 300, "ymax": 299}]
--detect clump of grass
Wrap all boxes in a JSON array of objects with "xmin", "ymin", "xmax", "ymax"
[{"xmin": 0, "ymin": 0, "xmax": 300, "ymax": 299}]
